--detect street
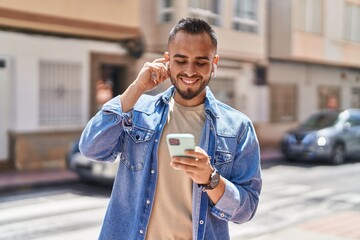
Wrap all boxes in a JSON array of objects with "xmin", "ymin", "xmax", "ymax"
[{"xmin": 1, "ymin": 157, "xmax": 360, "ymax": 240}]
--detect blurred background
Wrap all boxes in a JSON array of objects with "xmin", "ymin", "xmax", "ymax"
[
  {"xmin": 1, "ymin": 0, "xmax": 359, "ymax": 171},
  {"xmin": 0, "ymin": 0, "xmax": 359, "ymax": 239}
]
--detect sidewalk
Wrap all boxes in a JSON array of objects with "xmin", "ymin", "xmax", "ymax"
[
  {"xmin": 250, "ymin": 210, "xmax": 360, "ymax": 240},
  {"xmin": 0, "ymin": 169, "xmax": 79, "ymax": 193}
]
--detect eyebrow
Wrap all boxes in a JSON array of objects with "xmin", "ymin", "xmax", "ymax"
[{"xmin": 173, "ymin": 54, "xmax": 210, "ymax": 61}]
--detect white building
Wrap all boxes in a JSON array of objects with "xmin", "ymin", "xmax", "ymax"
[{"xmin": 0, "ymin": 0, "xmax": 140, "ymax": 170}]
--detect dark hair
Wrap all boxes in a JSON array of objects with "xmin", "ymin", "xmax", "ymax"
[{"xmin": 168, "ymin": 18, "xmax": 217, "ymax": 49}]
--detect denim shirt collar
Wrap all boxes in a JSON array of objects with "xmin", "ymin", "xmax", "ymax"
[{"xmin": 159, "ymin": 86, "xmax": 220, "ymax": 119}]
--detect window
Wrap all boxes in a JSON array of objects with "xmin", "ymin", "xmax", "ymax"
[
  {"xmin": 295, "ymin": 0, "xmax": 323, "ymax": 34},
  {"xmin": 347, "ymin": 114, "xmax": 360, "ymax": 127},
  {"xmin": 232, "ymin": 0, "xmax": 259, "ymax": 33},
  {"xmin": 351, "ymin": 87, "xmax": 360, "ymax": 108},
  {"xmin": 344, "ymin": 2, "xmax": 360, "ymax": 42},
  {"xmin": 188, "ymin": 0, "xmax": 222, "ymax": 26},
  {"xmin": 208, "ymin": 77, "xmax": 235, "ymax": 108},
  {"xmin": 318, "ymin": 86, "xmax": 340, "ymax": 110},
  {"xmin": 158, "ymin": 0, "xmax": 174, "ymax": 23},
  {"xmin": 39, "ymin": 60, "xmax": 82, "ymax": 126},
  {"xmin": 270, "ymin": 84, "xmax": 297, "ymax": 122}
]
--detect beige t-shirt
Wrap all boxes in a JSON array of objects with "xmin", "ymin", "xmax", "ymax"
[{"xmin": 146, "ymin": 97, "xmax": 205, "ymax": 240}]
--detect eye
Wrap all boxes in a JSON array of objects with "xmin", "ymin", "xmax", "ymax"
[
  {"xmin": 196, "ymin": 62, "xmax": 208, "ymax": 67},
  {"xmin": 197, "ymin": 62, "xmax": 206, "ymax": 66},
  {"xmin": 175, "ymin": 60, "xmax": 186, "ymax": 65}
]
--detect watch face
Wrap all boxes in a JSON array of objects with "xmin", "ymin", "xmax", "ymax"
[{"xmin": 210, "ymin": 172, "xmax": 220, "ymax": 189}]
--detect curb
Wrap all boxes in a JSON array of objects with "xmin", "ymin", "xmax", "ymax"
[{"xmin": 0, "ymin": 169, "xmax": 79, "ymax": 194}]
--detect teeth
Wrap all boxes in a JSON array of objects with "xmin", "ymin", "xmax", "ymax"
[{"xmin": 182, "ymin": 78, "xmax": 197, "ymax": 84}]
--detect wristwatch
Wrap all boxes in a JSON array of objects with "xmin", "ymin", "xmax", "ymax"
[{"xmin": 200, "ymin": 169, "xmax": 220, "ymax": 190}]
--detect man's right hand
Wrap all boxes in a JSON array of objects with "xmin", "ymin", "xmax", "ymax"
[
  {"xmin": 134, "ymin": 58, "xmax": 170, "ymax": 93},
  {"xmin": 119, "ymin": 58, "xmax": 170, "ymax": 113}
]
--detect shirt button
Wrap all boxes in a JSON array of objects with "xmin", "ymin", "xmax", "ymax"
[
  {"xmin": 199, "ymin": 220, "xmax": 204, "ymax": 225},
  {"xmin": 151, "ymin": 170, "xmax": 155, "ymax": 174},
  {"xmin": 155, "ymin": 139, "xmax": 158, "ymax": 142},
  {"xmin": 139, "ymin": 229, "xmax": 144, "ymax": 234},
  {"xmin": 220, "ymin": 213, "xmax": 225, "ymax": 218},
  {"xmin": 146, "ymin": 200, "xmax": 151, "ymax": 205}
]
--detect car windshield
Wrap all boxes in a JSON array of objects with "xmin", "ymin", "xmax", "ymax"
[{"xmin": 301, "ymin": 112, "xmax": 340, "ymax": 129}]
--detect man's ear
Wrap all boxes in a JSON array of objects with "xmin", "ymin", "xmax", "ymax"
[
  {"xmin": 213, "ymin": 55, "xmax": 219, "ymax": 65},
  {"xmin": 212, "ymin": 55, "xmax": 219, "ymax": 77}
]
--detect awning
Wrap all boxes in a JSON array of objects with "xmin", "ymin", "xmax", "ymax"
[{"xmin": 0, "ymin": 6, "xmax": 140, "ymax": 41}]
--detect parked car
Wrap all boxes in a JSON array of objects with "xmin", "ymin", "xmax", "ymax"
[
  {"xmin": 281, "ymin": 109, "xmax": 360, "ymax": 164},
  {"xmin": 66, "ymin": 139, "xmax": 119, "ymax": 185}
]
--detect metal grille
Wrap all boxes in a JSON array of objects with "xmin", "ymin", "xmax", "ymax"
[
  {"xmin": 351, "ymin": 87, "xmax": 360, "ymax": 108},
  {"xmin": 39, "ymin": 60, "xmax": 82, "ymax": 126},
  {"xmin": 270, "ymin": 84, "xmax": 297, "ymax": 122},
  {"xmin": 209, "ymin": 77, "xmax": 235, "ymax": 108}
]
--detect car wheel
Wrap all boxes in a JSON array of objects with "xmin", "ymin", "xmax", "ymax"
[{"xmin": 331, "ymin": 144, "xmax": 345, "ymax": 165}]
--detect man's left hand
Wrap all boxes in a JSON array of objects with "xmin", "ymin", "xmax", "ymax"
[{"xmin": 170, "ymin": 146, "xmax": 213, "ymax": 185}]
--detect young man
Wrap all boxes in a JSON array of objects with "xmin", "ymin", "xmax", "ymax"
[{"xmin": 80, "ymin": 18, "xmax": 262, "ymax": 240}]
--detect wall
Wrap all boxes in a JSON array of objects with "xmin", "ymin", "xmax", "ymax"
[
  {"xmin": 269, "ymin": 61, "xmax": 359, "ymax": 120},
  {"xmin": 0, "ymin": 30, "xmax": 129, "ymax": 169},
  {"xmin": 0, "ymin": 31, "xmax": 127, "ymax": 131}
]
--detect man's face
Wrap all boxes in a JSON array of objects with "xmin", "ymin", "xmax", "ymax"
[{"xmin": 166, "ymin": 31, "xmax": 218, "ymax": 106}]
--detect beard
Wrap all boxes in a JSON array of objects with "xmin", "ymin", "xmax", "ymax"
[{"xmin": 170, "ymin": 73, "xmax": 212, "ymax": 100}]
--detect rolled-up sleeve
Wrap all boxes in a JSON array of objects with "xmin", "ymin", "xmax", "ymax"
[
  {"xmin": 79, "ymin": 96, "xmax": 131, "ymax": 162},
  {"xmin": 210, "ymin": 123, "xmax": 262, "ymax": 223}
]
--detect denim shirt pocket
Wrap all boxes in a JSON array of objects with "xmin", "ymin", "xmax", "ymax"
[
  {"xmin": 120, "ymin": 125, "xmax": 154, "ymax": 171},
  {"xmin": 212, "ymin": 135, "xmax": 237, "ymax": 175},
  {"xmin": 213, "ymin": 150, "xmax": 233, "ymax": 166}
]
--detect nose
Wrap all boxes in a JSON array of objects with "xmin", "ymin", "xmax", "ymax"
[{"xmin": 183, "ymin": 63, "xmax": 197, "ymax": 77}]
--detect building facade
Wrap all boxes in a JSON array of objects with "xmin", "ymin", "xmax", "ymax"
[
  {"xmin": 1, "ymin": 0, "xmax": 358, "ymax": 171},
  {"xmin": 262, "ymin": 0, "xmax": 360, "ymax": 147},
  {"xmin": 139, "ymin": 0, "xmax": 269, "ymax": 139},
  {"xmin": 0, "ymin": 0, "xmax": 141, "ymax": 170},
  {"xmin": 0, "ymin": 0, "xmax": 269, "ymax": 171}
]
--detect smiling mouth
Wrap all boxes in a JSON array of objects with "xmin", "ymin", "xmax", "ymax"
[{"xmin": 180, "ymin": 77, "xmax": 199, "ymax": 86}]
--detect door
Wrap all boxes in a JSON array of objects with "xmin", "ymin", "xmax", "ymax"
[
  {"xmin": 0, "ymin": 57, "xmax": 9, "ymax": 161},
  {"xmin": 349, "ymin": 114, "xmax": 360, "ymax": 154},
  {"xmin": 90, "ymin": 53, "xmax": 135, "ymax": 117},
  {"xmin": 95, "ymin": 64, "xmax": 127, "ymax": 110}
]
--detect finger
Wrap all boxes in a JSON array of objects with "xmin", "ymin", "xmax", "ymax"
[
  {"xmin": 153, "ymin": 58, "xmax": 167, "ymax": 64},
  {"xmin": 185, "ymin": 150, "xmax": 209, "ymax": 161},
  {"xmin": 150, "ymin": 63, "xmax": 168, "ymax": 81},
  {"xmin": 171, "ymin": 156, "xmax": 198, "ymax": 167},
  {"xmin": 170, "ymin": 161, "xmax": 197, "ymax": 171}
]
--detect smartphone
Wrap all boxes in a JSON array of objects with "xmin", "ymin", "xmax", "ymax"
[{"xmin": 166, "ymin": 133, "xmax": 195, "ymax": 158}]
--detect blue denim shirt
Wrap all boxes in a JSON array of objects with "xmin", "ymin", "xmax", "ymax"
[{"xmin": 79, "ymin": 86, "xmax": 262, "ymax": 240}]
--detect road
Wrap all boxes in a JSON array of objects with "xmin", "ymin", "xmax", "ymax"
[
  {"xmin": 230, "ymin": 158, "xmax": 360, "ymax": 239},
  {"xmin": 1, "ymin": 158, "xmax": 360, "ymax": 240}
]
